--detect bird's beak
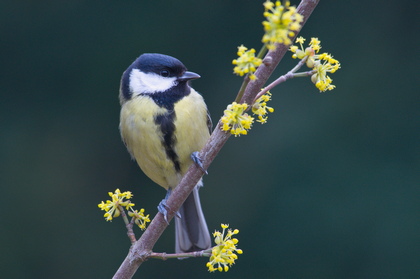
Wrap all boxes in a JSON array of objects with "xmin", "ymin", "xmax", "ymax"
[{"xmin": 178, "ymin": 71, "xmax": 201, "ymax": 81}]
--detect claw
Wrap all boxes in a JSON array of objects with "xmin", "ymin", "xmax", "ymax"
[
  {"xmin": 191, "ymin": 151, "xmax": 208, "ymax": 174},
  {"xmin": 158, "ymin": 189, "xmax": 171, "ymax": 224},
  {"xmin": 157, "ymin": 189, "xmax": 180, "ymax": 224},
  {"xmin": 158, "ymin": 200, "xmax": 169, "ymax": 224}
]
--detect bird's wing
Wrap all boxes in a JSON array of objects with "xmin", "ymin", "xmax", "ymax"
[{"xmin": 206, "ymin": 109, "xmax": 213, "ymax": 134}]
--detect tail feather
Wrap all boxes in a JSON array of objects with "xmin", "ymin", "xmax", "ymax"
[{"xmin": 175, "ymin": 186, "xmax": 211, "ymax": 253}]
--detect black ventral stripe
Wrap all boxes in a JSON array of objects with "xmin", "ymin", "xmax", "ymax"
[
  {"xmin": 150, "ymin": 83, "xmax": 191, "ymax": 173},
  {"xmin": 154, "ymin": 111, "xmax": 181, "ymax": 173}
]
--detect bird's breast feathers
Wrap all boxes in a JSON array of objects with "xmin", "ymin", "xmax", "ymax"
[{"xmin": 119, "ymin": 90, "xmax": 209, "ymax": 188}]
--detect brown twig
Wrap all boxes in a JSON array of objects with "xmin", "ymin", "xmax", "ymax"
[
  {"xmin": 252, "ymin": 56, "xmax": 310, "ymax": 104},
  {"xmin": 113, "ymin": 1, "xmax": 320, "ymax": 278},
  {"xmin": 149, "ymin": 249, "xmax": 212, "ymax": 260},
  {"xmin": 118, "ymin": 205, "xmax": 137, "ymax": 245}
]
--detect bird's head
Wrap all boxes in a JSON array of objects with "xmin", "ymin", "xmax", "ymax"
[{"xmin": 119, "ymin": 53, "xmax": 200, "ymax": 103}]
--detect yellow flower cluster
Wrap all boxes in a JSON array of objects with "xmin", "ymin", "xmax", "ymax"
[
  {"xmin": 128, "ymin": 208, "xmax": 151, "ymax": 230},
  {"xmin": 262, "ymin": 0, "xmax": 303, "ymax": 50},
  {"xmin": 252, "ymin": 91, "xmax": 274, "ymax": 124},
  {"xmin": 312, "ymin": 53, "xmax": 340, "ymax": 92},
  {"xmin": 221, "ymin": 102, "xmax": 254, "ymax": 136},
  {"xmin": 290, "ymin": 37, "xmax": 318, "ymax": 62},
  {"xmin": 290, "ymin": 36, "xmax": 341, "ymax": 92},
  {"xmin": 207, "ymin": 224, "xmax": 243, "ymax": 272},
  {"xmin": 232, "ymin": 45, "xmax": 262, "ymax": 80},
  {"xmin": 290, "ymin": 37, "xmax": 322, "ymax": 67},
  {"xmin": 98, "ymin": 189, "xmax": 134, "ymax": 221},
  {"xmin": 98, "ymin": 189, "xmax": 150, "ymax": 230}
]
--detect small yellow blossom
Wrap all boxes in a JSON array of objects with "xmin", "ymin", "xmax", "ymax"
[
  {"xmin": 232, "ymin": 45, "xmax": 262, "ymax": 80},
  {"xmin": 262, "ymin": 1, "xmax": 304, "ymax": 50},
  {"xmin": 98, "ymin": 189, "xmax": 135, "ymax": 221},
  {"xmin": 290, "ymin": 36, "xmax": 321, "ymax": 66},
  {"xmin": 295, "ymin": 36, "xmax": 305, "ymax": 44},
  {"xmin": 128, "ymin": 208, "xmax": 150, "ymax": 230},
  {"xmin": 206, "ymin": 224, "xmax": 243, "ymax": 272},
  {"xmin": 289, "ymin": 37, "xmax": 341, "ymax": 92},
  {"xmin": 311, "ymin": 53, "xmax": 340, "ymax": 92},
  {"xmin": 221, "ymin": 102, "xmax": 254, "ymax": 136},
  {"xmin": 309, "ymin": 37, "xmax": 321, "ymax": 52},
  {"xmin": 252, "ymin": 91, "xmax": 274, "ymax": 124}
]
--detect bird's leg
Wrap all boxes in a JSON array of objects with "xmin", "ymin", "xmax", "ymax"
[
  {"xmin": 157, "ymin": 188, "xmax": 181, "ymax": 224},
  {"xmin": 157, "ymin": 189, "xmax": 171, "ymax": 224},
  {"xmin": 191, "ymin": 151, "xmax": 208, "ymax": 174}
]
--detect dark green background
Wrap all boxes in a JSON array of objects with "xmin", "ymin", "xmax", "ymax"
[{"xmin": 1, "ymin": 1, "xmax": 418, "ymax": 278}]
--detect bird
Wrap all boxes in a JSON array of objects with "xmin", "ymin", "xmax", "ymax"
[{"xmin": 119, "ymin": 53, "xmax": 212, "ymax": 253}]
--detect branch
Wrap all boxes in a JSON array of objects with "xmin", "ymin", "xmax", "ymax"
[
  {"xmin": 118, "ymin": 205, "xmax": 137, "ymax": 245},
  {"xmin": 149, "ymin": 249, "xmax": 212, "ymax": 260},
  {"xmin": 252, "ymin": 56, "xmax": 309, "ymax": 104},
  {"xmin": 241, "ymin": 0, "xmax": 320, "ymax": 105},
  {"xmin": 113, "ymin": 1, "xmax": 320, "ymax": 278}
]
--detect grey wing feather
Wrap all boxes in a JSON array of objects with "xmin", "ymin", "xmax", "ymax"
[
  {"xmin": 206, "ymin": 109, "xmax": 213, "ymax": 134},
  {"xmin": 175, "ymin": 184, "xmax": 211, "ymax": 254}
]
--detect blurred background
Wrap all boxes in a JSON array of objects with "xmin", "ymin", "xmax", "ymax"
[{"xmin": 1, "ymin": 1, "xmax": 418, "ymax": 278}]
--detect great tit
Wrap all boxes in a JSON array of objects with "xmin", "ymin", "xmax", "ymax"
[{"xmin": 119, "ymin": 53, "xmax": 212, "ymax": 253}]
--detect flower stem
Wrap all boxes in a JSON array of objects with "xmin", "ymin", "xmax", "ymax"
[
  {"xmin": 293, "ymin": 70, "xmax": 314, "ymax": 78},
  {"xmin": 290, "ymin": 55, "xmax": 308, "ymax": 73},
  {"xmin": 118, "ymin": 205, "xmax": 136, "ymax": 244},
  {"xmin": 251, "ymin": 57, "xmax": 311, "ymax": 104},
  {"xmin": 234, "ymin": 76, "xmax": 250, "ymax": 103},
  {"xmin": 256, "ymin": 44, "xmax": 268, "ymax": 59}
]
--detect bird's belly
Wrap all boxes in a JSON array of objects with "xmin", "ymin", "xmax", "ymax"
[
  {"xmin": 120, "ymin": 101, "xmax": 176, "ymax": 188},
  {"xmin": 120, "ymin": 96, "xmax": 209, "ymax": 189}
]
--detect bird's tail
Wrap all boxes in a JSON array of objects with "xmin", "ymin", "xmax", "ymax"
[{"xmin": 175, "ymin": 185, "xmax": 211, "ymax": 253}]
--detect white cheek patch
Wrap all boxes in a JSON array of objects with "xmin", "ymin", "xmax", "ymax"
[{"xmin": 129, "ymin": 69, "xmax": 177, "ymax": 95}]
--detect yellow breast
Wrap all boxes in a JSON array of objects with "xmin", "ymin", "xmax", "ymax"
[{"xmin": 119, "ymin": 90, "xmax": 210, "ymax": 189}]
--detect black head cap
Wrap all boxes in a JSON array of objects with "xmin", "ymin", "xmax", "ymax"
[
  {"xmin": 119, "ymin": 53, "xmax": 188, "ymax": 103},
  {"xmin": 136, "ymin": 53, "xmax": 187, "ymax": 77}
]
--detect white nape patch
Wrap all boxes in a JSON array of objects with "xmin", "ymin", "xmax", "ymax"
[{"xmin": 129, "ymin": 69, "xmax": 177, "ymax": 95}]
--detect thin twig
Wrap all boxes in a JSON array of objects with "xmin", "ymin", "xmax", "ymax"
[
  {"xmin": 149, "ymin": 249, "xmax": 212, "ymax": 260},
  {"xmin": 118, "ymin": 205, "xmax": 137, "ymax": 245},
  {"xmin": 252, "ymin": 57, "xmax": 309, "ymax": 104},
  {"xmin": 234, "ymin": 75, "xmax": 250, "ymax": 103}
]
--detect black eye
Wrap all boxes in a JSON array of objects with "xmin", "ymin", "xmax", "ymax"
[{"xmin": 160, "ymin": 70, "xmax": 170, "ymax": 77}]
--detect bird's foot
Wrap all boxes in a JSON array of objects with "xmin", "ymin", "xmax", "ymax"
[
  {"xmin": 157, "ymin": 189, "xmax": 180, "ymax": 224},
  {"xmin": 157, "ymin": 200, "xmax": 170, "ymax": 224},
  {"xmin": 191, "ymin": 151, "xmax": 208, "ymax": 174}
]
